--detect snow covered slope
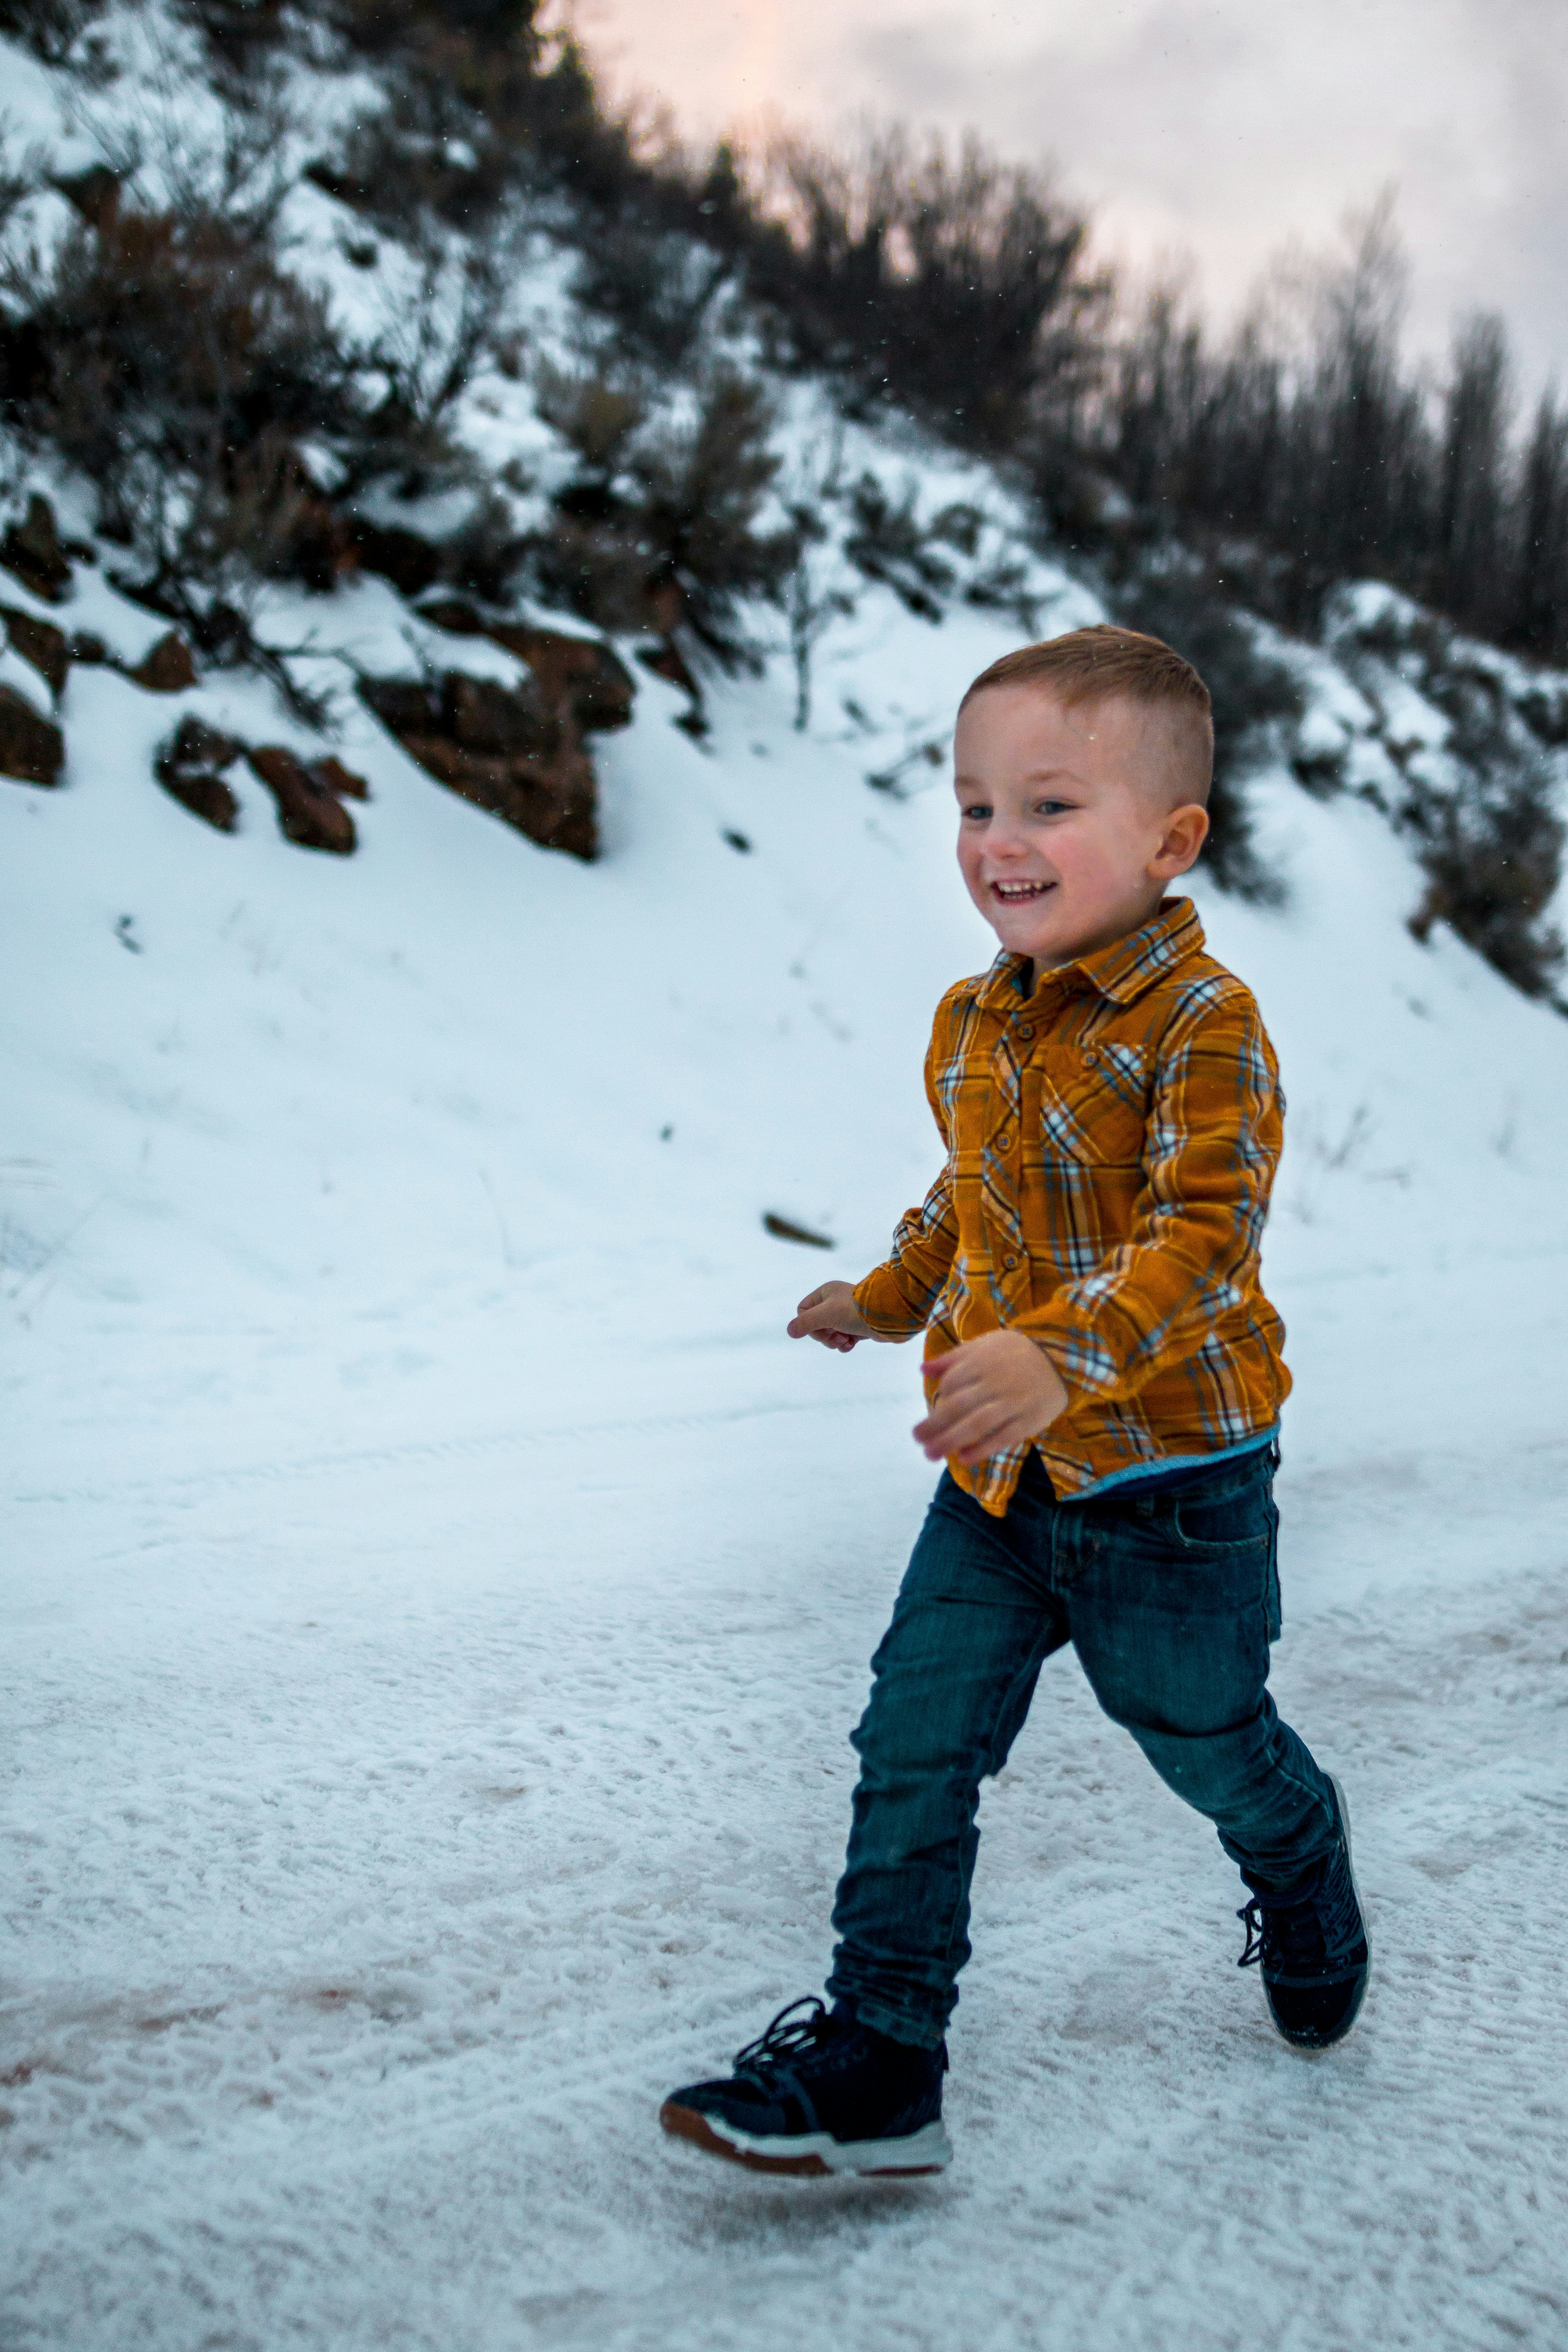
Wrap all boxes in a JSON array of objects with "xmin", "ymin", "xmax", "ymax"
[{"xmin": 4, "ymin": 14, "xmax": 1568, "ymax": 2349}]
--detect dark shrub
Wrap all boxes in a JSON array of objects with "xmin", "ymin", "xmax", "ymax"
[
  {"xmin": 571, "ymin": 202, "xmax": 734, "ymax": 370},
  {"xmin": 1404, "ymin": 701, "xmax": 1565, "ymax": 998},
  {"xmin": 1408, "ymin": 763, "xmax": 1564, "ymax": 999},
  {"xmin": 842, "ymin": 474, "xmax": 953, "ymax": 620},
  {"xmin": 742, "ymin": 127, "xmax": 1106, "ymax": 452},
  {"xmin": 0, "ymin": 199, "xmax": 353, "ymax": 599},
  {"xmin": 529, "ymin": 362, "xmax": 790, "ymax": 664},
  {"xmin": 0, "ymin": 0, "xmax": 105, "ymax": 64}
]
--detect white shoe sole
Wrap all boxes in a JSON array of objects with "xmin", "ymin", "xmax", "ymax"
[{"xmin": 661, "ymin": 2100, "xmax": 952, "ymax": 2177}]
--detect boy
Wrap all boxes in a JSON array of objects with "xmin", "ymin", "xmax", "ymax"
[{"xmin": 660, "ymin": 626, "xmax": 1368, "ymax": 2178}]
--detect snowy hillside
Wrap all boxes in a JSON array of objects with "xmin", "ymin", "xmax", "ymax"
[{"xmin": 5, "ymin": 11, "xmax": 1568, "ymax": 2351}]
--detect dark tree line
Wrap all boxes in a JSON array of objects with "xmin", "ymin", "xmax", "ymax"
[
  {"xmin": 13, "ymin": 0, "xmax": 1558, "ymax": 670},
  {"xmin": 1094, "ymin": 212, "xmax": 1568, "ymax": 662}
]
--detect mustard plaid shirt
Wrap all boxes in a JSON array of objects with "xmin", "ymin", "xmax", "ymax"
[{"xmin": 853, "ymin": 897, "xmax": 1290, "ymax": 1513}]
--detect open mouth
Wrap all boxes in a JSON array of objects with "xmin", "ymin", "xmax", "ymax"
[{"xmin": 990, "ymin": 879, "xmax": 1055, "ymax": 902}]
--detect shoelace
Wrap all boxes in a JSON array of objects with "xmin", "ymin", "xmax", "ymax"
[
  {"xmin": 733, "ymin": 1996, "xmax": 834, "ymax": 2081},
  {"xmin": 1237, "ymin": 1847, "xmax": 1359, "ymax": 1970}
]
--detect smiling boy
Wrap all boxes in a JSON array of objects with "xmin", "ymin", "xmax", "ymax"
[{"xmin": 660, "ymin": 626, "xmax": 1368, "ymax": 2177}]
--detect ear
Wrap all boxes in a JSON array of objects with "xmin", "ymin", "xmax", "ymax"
[{"xmin": 1150, "ymin": 802, "xmax": 1210, "ymax": 879}]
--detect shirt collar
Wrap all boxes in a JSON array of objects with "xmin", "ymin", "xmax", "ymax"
[{"xmin": 979, "ymin": 896, "xmax": 1205, "ymax": 1013}]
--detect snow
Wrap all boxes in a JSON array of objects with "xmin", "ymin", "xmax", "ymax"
[
  {"xmin": 3, "ymin": 13, "xmax": 1568, "ymax": 2342},
  {"xmin": 5, "ymin": 602, "xmax": 1568, "ymax": 2351}
]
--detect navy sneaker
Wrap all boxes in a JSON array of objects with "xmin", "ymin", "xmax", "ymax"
[
  {"xmin": 1238, "ymin": 1779, "xmax": 1370, "ymax": 2049},
  {"xmin": 660, "ymin": 1997, "xmax": 951, "ymax": 2176}
]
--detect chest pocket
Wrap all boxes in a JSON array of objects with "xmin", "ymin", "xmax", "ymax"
[{"xmin": 1038, "ymin": 1040, "xmax": 1152, "ymax": 1168}]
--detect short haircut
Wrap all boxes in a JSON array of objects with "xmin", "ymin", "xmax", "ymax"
[{"xmin": 961, "ymin": 624, "xmax": 1214, "ymax": 805}]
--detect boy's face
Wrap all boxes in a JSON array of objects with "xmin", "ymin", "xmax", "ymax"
[{"xmin": 952, "ymin": 685, "xmax": 1208, "ymax": 970}]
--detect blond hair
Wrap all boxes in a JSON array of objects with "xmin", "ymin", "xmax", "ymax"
[{"xmin": 962, "ymin": 623, "xmax": 1214, "ymax": 804}]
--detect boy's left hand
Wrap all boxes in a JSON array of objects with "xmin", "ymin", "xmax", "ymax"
[{"xmin": 913, "ymin": 1331, "xmax": 1069, "ymax": 1465}]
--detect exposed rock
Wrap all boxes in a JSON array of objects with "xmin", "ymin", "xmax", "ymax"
[
  {"xmin": 487, "ymin": 626, "xmax": 635, "ymax": 735},
  {"xmin": 129, "ymin": 632, "xmax": 198, "ymax": 693},
  {"xmin": 445, "ymin": 669, "xmax": 554, "ymax": 759},
  {"xmin": 636, "ymin": 635, "xmax": 702, "ymax": 703},
  {"xmin": 287, "ymin": 491, "xmax": 358, "ymax": 594},
  {"xmin": 248, "ymin": 745, "xmax": 357, "ymax": 854},
  {"xmin": 350, "ymin": 522, "xmax": 443, "ymax": 599},
  {"xmin": 1, "ymin": 604, "xmax": 70, "ymax": 698},
  {"xmin": 416, "ymin": 600, "xmax": 637, "ymax": 735},
  {"xmin": 416, "ymin": 596, "xmax": 485, "ymax": 636},
  {"xmin": 0, "ymin": 684, "xmax": 65, "ymax": 786},
  {"xmin": 69, "ymin": 631, "xmax": 109, "ymax": 665},
  {"xmin": 359, "ymin": 625, "xmax": 634, "ymax": 862},
  {"xmin": 309, "ymin": 754, "xmax": 369, "ymax": 801},
  {"xmin": 54, "ymin": 165, "xmax": 122, "ymax": 230},
  {"xmin": 399, "ymin": 729, "xmax": 599, "ymax": 861},
  {"xmin": 2, "ymin": 496, "xmax": 72, "ymax": 603},
  {"xmin": 357, "ymin": 678, "xmax": 441, "ymax": 740},
  {"xmin": 155, "ymin": 717, "xmax": 243, "ymax": 832}
]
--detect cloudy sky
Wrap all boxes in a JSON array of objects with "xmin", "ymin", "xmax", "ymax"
[{"xmin": 575, "ymin": 0, "xmax": 1567, "ymax": 400}]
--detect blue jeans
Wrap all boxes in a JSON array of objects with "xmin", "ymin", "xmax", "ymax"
[{"xmin": 826, "ymin": 1446, "xmax": 1338, "ymax": 2049}]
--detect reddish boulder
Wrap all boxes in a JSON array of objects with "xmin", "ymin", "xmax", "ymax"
[
  {"xmin": 487, "ymin": 625, "xmax": 635, "ymax": 734},
  {"xmin": 444, "ymin": 669, "xmax": 554, "ymax": 759},
  {"xmin": 2, "ymin": 496, "xmax": 72, "ymax": 603},
  {"xmin": 308, "ymin": 754, "xmax": 369, "ymax": 801},
  {"xmin": 0, "ymin": 684, "xmax": 64, "ymax": 786},
  {"xmin": 155, "ymin": 717, "xmax": 242, "ymax": 832},
  {"xmin": 636, "ymin": 634, "xmax": 701, "ymax": 702},
  {"xmin": 248, "ymin": 745, "xmax": 356, "ymax": 854},
  {"xmin": 358, "ymin": 622, "xmax": 632, "ymax": 863},
  {"xmin": 129, "ymin": 632, "xmax": 197, "ymax": 693},
  {"xmin": 399, "ymin": 728, "xmax": 598, "ymax": 859},
  {"xmin": 54, "ymin": 165, "xmax": 121, "ymax": 229},
  {"xmin": 1, "ymin": 603, "xmax": 70, "ymax": 698},
  {"xmin": 416, "ymin": 596, "xmax": 485, "ymax": 637}
]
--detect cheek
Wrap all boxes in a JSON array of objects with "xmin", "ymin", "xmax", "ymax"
[{"xmin": 1056, "ymin": 833, "xmax": 1123, "ymax": 897}]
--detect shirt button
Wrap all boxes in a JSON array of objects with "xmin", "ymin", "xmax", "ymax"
[
  {"xmin": 1004, "ymin": 1255, "xmax": 1018, "ymax": 1270},
  {"xmin": 1082, "ymin": 1048, "xmax": 1096, "ymax": 1066},
  {"xmin": 1017, "ymin": 1024, "xmax": 1033, "ymax": 1041},
  {"xmin": 996, "ymin": 1129, "xmax": 1013, "ymax": 1149}
]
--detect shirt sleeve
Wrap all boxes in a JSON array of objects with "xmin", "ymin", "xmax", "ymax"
[
  {"xmin": 1018, "ymin": 986, "xmax": 1283, "ymax": 1403},
  {"xmin": 851, "ymin": 1023, "xmax": 961, "ymax": 1339}
]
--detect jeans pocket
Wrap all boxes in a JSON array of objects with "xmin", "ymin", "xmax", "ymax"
[{"xmin": 1170, "ymin": 1485, "xmax": 1271, "ymax": 1554}]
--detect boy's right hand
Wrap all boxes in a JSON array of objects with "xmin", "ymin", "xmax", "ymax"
[{"xmin": 787, "ymin": 1281, "xmax": 876, "ymax": 1352}]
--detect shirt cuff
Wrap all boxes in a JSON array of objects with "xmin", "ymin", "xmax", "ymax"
[{"xmin": 852, "ymin": 1264, "xmax": 929, "ymax": 1339}]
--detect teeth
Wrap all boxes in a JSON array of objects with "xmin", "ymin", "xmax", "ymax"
[{"xmin": 992, "ymin": 881, "xmax": 1050, "ymax": 898}]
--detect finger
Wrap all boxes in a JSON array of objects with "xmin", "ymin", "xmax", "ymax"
[
  {"xmin": 913, "ymin": 1367, "xmax": 988, "ymax": 1435},
  {"xmin": 796, "ymin": 1287, "xmax": 828, "ymax": 1316},
  {"xmin": 917, "ymin": 1400, "xmax": 1018, "ymax": 1461},
  {"xmin": 915, "ymin": 1406, "xmax": 1011, "ymax": 1459}
]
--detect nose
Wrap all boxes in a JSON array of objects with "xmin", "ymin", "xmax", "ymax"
[{"xmin": 983, "ymin": 813, "xmax": 1031, "ymax": 861}]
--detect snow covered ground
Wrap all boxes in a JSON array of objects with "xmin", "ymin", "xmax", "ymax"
[{"xmin": 5, "ymin": 568, "xmax": 1568, "ymax": 2352}]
